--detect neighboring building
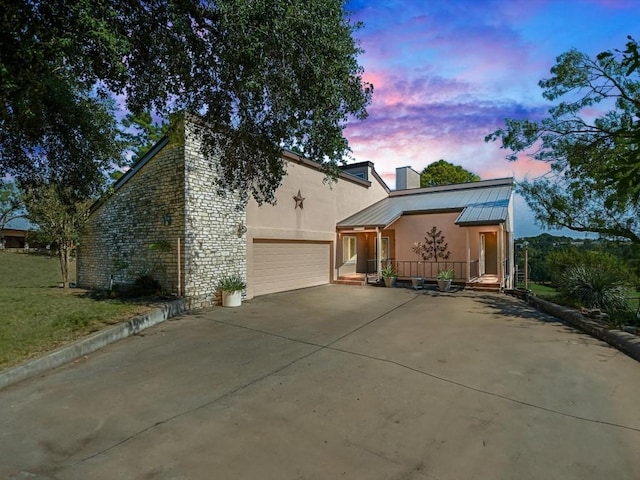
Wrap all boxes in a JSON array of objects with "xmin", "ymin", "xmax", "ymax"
[
  {"xmin": 1, "ymin": 217, "xmax": 33, "ymax": 249},
  {"xmin": 77, "ymin": 119, "xmax": 515, "ymax": 308}
]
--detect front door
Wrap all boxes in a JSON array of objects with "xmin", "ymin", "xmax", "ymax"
[{"xmin": 480, "ymin": 232, "xmax": 498, "ymax": 275}]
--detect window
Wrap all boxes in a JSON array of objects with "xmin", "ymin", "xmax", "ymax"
[
  {"xmin": 343, "ymin": 236, "xmax": 357, "ymax": 263},
  {"xmin": 375, "ymin": 237, "xmax": 390, "ymax": 260},
  {"xmin": 352, "ymin": 172, "xmax": 366, "ymax": 179}
]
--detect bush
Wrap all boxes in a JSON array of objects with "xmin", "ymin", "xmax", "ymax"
[
  {"xmin": 217, "ymin": 274, "xmax": 246, "ymax": 292},
  {"xmin": 546, "ymin": 248, "xmax": 634, "ymax": 287},
  {"xmin": 559, "ymin": 265, "xmax": 629, "ymax": 313},
  {"xmin": 608, "ymin": 308, "xmax": 640, "ymax": 329},
  {"xmin": 131, "ymin": 274, "xmax": 162, "ymax": 296}
]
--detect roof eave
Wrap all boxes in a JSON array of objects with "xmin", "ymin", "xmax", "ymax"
[{"xmin": 455, "ymin": 219, "xmax": 506, "ymax": 226}]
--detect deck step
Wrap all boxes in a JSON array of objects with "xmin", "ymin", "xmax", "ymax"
[
  {"xmin": 466, "ymin": 283, "xmax": 501, "ymax": 292},
  {"xmin": 335, "ymin": 275, "xmax": 366, "ymax": 286},
  {"xmin": 334, "ymin": 279, "xmax": 366, "ymax": 286}
]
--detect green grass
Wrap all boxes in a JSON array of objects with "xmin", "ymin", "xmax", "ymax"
[
  {"xmin": 0, "ymin": 251, "xmax": 149, "ymax": 370},
  {"xmin": 516, "ymin": 282, "xmax": 558, "ymax": 296}
]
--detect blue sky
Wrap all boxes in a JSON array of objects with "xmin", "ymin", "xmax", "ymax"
[{"xmin": 343, "ymin": 0, "xmax": 640, "ymax": 237}]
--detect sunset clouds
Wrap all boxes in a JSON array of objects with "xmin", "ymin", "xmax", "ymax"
[{"xmin": 344, "ymin": 0, "xmax": 639, "ymax": 236}]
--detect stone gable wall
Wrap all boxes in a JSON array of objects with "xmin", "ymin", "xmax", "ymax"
[
  {"xmin": 183, "ymin": 125, "xmax": 247, "ymax": 309},
  {"xmin": 78, "ymin": 120, "xmax": 248, "ymax": 308},
  {"xmin": 77, "ymin": 141, "xmax": 186, "ymax": 294}
]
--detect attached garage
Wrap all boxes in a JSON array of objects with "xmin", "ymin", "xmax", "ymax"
[{"xmin": 252, "ymin": 240, "xmax": 332, "ymax": 296}]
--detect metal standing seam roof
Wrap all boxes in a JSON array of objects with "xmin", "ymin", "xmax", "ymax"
[{"xmin": 337, "ymin": 178, "xmax": 514, "ymax": 229}]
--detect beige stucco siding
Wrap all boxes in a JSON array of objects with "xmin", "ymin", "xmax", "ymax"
[
  {"xmin": 245, "ymin": 160, "xmax": 388, "ymax": 298},
  {"xmin": 391, "ymin": 212, "xmax": 467, "ymax": 262}
]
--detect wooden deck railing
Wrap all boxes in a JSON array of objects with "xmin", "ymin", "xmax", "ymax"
[{"xmin": 367, "ymin": 259, "xmax": 471, "ymax": 281}]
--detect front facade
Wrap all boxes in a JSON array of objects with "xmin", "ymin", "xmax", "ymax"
[
  {"xmin": 337, "ymin": 172, "xmax": 515, "ymax": 290},
  {"xmin": 78, "ymin": 121, "xmax": 514, "ymax": 307}
]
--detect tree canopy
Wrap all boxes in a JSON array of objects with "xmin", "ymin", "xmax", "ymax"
[
  {"xmin": 121, "ymin": 112, "xmax": 171, "ymax": 166},
  {"xmin": 1, "ymin": 0, "xmax": 372, "ymax": 204},
  {"xmin": 420, "ymin": 160, "xmax": 481, "ymax": 187},
  {"xmin": 486, "ymin": 36, "xmax": 640, "ymax": 243},
  {"xmin": 0, "ymin": 181, "xmax": 24, "ymax": 234}
]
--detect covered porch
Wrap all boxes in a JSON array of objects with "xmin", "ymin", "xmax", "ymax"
[{"xmin": 336, "ymin": 225, "xmax": 510, "ymax": 291}]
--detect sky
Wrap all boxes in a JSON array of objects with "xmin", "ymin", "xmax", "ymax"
[{"xmin": 342, "ymin": 0, "xmax": 640, "ymax": 238}]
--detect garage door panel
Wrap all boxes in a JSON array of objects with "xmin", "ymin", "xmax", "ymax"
[{"xmin": 253, "ymin": 242, "xmax": 330, "ymax": 296}]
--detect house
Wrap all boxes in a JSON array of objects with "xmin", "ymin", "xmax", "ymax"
[
  {"xmin": 78, "ymin": 119, "xmax": 515, "ymax": 308},
  {"xmin": 337, "ymin": 168, "xmax": 515, "ymax": 289},
  {"xmin": 1, "ymin": 217, "xmax": 32, "ymax": 249}
]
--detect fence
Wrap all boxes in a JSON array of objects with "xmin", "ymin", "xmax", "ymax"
[{"xmin": 367, "ymin": 259, "xmax": 468, "ymax": 281}]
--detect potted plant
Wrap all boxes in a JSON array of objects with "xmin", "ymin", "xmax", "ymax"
[
  {"xmin": 436, "ymin": 268, "xmax": 454, "ymax": 292},
  {"xmin": 381, "ymin": 263, "xmax": 397, "ymax": 287},
  {"xmin": 217, "ymin": 274, "xmax": 246, "ymax": 307}
]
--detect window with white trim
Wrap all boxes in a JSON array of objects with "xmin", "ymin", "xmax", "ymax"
[
  {"xmin": 375, "ymin": 237, "xmax": 390, "ymax": 260},
  {"xmin": 343, "ymin": 236, "xmax": 357, "ymax": 263}
]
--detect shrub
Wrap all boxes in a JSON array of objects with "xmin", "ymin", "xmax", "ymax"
[
  {"xmin": 131, "ymin": 274, "xmax": 162, "ymax": 296},
  {"xmin": 546, "ymin": 249, "xmax": 634, "ymax": 288},
  {"xmin": 217, "ymin": 274, "xmax": 246, "ymax": 292},
  {"xmin": 559, "ymin": 265, "xmax": 629, "ymax": 313},
  {"xmin": 608, "ymin": 308, "xmax": 640, "ymax": 329}
]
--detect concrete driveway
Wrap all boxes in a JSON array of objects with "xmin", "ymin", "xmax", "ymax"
[{"xmin": 1, "ymin": 285, "xmax": 639, "ymax": 479}]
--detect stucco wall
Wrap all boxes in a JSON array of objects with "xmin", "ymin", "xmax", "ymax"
[
  {"xmin": 245, "ymin": 160, "xmax": 388, "ymax": 298},
  {"xmin": 77, "ymin": 140, "xmax": 185, "ymax": 294},
  {"xmin": 391, "ymin": 212, "xmax": 467, "ymax": 262}
]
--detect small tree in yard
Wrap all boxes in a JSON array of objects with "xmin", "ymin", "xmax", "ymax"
[
  {"xmin": 22, "ymin": 182, "xmax": 89, "ymax": 289},
  {"xmin": 412, "ymin": 226, "xmax": 451, "ymax": 261}
]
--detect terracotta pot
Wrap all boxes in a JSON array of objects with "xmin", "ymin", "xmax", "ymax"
[{"xmin": 437, "ymin": 280, "xmax": 451, "ymax": 292}]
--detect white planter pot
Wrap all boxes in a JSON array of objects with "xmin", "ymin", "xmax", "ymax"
[{"xmin": 222, "ymin": 290, "xmax": 242, "ymax": 307}]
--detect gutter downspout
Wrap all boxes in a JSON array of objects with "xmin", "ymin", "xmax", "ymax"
[
  {"xmin": 465, "ymin": 228, "xmax": 470, "ymax": 281},
  {"xmin": 376, "ymin": 227, "xmax": 382, "ymax": 282},
  {"xmin": 499, "ymin": 224, "xmax": 505, "ymax": 289}
]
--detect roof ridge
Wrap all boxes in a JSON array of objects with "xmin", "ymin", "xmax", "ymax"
[{"xmin": 389, "ymin": 177, "xmax": 514, "ymax": 197}]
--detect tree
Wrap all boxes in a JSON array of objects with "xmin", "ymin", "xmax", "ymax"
[
  {"xmin": 22, "ymin": 182, "xmax": 89, "ymax": 289},
  {"xmin": 0, "ymin": 182, "xmax": 24, "ymax": 236},
  {"xmin": 420, "ymin": 160, "xmax": 481, "ymax": 187},
  {"xmin": 1, "ymin": 1, "xmax": 372, "ymax": 205},
  {"xmin": 486, "ymin": 36, "xmax": 640, "ymax": 243},
  {"xmin": 121, "ymin": 112, "xmax": 171, "ymax": 165}
]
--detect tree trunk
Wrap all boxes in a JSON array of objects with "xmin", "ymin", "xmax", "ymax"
[{"xmin": 59, "ymin": 245, "xmax": 70, "ymax": 290}]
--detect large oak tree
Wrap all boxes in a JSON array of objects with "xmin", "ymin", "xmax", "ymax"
[
  {"xmin": 486, "ymin": 37, "xmax": 640, "ymax": 243},
  {"xmin": 1, "ymin": 1, "xmax": 372, "ymax": 204}
]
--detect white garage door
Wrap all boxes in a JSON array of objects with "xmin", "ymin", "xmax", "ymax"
[{"xmin": 252, "ymin": 241, "xmax": 331, "ymax": 296}]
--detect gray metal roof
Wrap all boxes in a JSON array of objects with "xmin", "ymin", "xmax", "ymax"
[
  {"xmin": 337, "ymin": 178, "xmax": 513, "ymax": 229},
  {"xmin": 3, "ymin": 216, "xmax": 35, "ymax": 231}
]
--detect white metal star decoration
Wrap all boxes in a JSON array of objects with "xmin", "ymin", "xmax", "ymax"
[{"xmin": 293, "ymin": 189, "xmax": 305, "ymax": 209}]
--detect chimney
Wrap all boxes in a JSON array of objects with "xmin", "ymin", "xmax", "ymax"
[{"xmin": 395, "ymin": 166, "xmax": 420, "ymax": 190}]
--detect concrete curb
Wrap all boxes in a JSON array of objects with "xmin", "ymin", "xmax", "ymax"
[
  {"xmin": 0, "ymin": 298, "xmax": 186, "ymax": 391},
  {"xmin": 525, "ymin": 294, "xmax": 640, "ymax": 363}
]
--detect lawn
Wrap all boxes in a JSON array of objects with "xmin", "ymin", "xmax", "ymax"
[{"xmin": 0, "ymin": 251, "xmax": 150, "ymax": 370}]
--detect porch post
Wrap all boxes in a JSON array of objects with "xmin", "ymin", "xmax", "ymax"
[
  {"xmin": 376, "ymin": 227, "xmax": 382, "ymax": 281},
  {"xmin": 465, "ymin": 228, "xmax": 470, "ymax": 281},
  {"xmin": 499, "ymin": 224, "xmax": 505, "ymax": 287}
]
